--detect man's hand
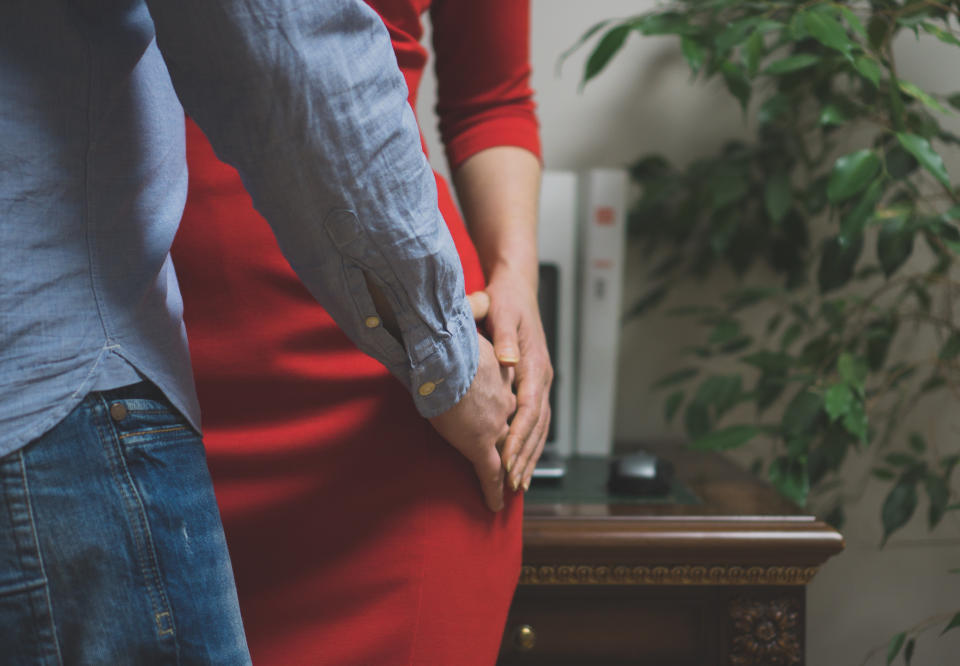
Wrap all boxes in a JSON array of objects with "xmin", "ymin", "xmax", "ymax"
[
  {"xmin": 479, "ymin": 270, "xmax": 552, "ymax": 493},
  {"xmin": 428, "ymin": 334, "xmax": 516, "ymax": 511}
]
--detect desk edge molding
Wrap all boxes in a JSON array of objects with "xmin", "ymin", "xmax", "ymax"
[{"xmin": 519, "ymin": 563, "xmax": 821, "ymax": 586}]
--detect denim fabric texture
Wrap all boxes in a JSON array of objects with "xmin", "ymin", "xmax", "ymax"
[{"xmin": 0, "ymin": 382, "xmax": 250, "ymax": 665}]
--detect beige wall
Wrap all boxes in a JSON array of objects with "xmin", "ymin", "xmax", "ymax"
[{"xmin": 418, "ymin": 2, "xmax": 960, "ymax": 663}]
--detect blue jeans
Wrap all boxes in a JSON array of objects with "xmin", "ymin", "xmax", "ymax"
[{"xmin": 0, "ymin": 382, "xmax": 251, "ymax": 665}]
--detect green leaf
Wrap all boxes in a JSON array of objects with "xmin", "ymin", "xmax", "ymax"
[
  {"xmin": 780, "ymin": 322, "xmax": 803, "ymax": 351},
  {"xmin": 824, "ymin": 384, "xmax": 853, "ymax": 422},
  {"xmin": 842, "ymin": 399, "xmax": 868, "ymax": 444},
  {"xmin": 558, "ymin": 19, "xmax": 613, "ymax": 73},
  {"xmin": 877, "ymin": 219, "xmax": 915, "ymax": 277},
  {"xmin": 742, "ymin": 350, "xmax": 793, "ymax": 371},
  {"xmin": 684, "ymin": 401, "xmax": 710, "ymax": 439},
  {"xmin": 886, "ymin": 631, "xmax": 906, "ymax": 665},
  {"xmin": 743, "ymin": 30, "xmax": 764, "ymax": 77},
  {"xmin": 881, "ymin": 481, "xmax": 918, "ymax": 546},
  {"xmin": 709, "ymin": 319, "xmax": 741, "ymax": 345},
  {"xmin": 583, "ymin": 25, "xmax": 631, "ymax": 85},
  {"xmin": 664, "ymin": 390, "xmax": 684, "ymax": 424},
  {"xmin": 921, "ymin": 22, "xmax": 960, "ymax": 48},
  {"xmin": 948, "ymin": 93, "xmax": 960, "ymax": 113},
  {"xmin": 885, "ymin": 453, "xmax": 917, "ymax": 468},
  {"xmin": 838, "ymin": 6, "xmax": 867, "ymax": 39},
  {"xmin": 720, "ymin": 61, "xmax": 751, "ymax": 112},
  {"xmin": 764, "ymin": 170, "xmax": 792, "ymax": 224},
  {"xmin": 652, "ymin": 367, "xmax": 699, "ymax": 389},
  {"xmin": 727, "ymin": 286, "xmax": 781, "ymax": 311},
  {"xmin": 819, "ymin": 103, "xmax": 849, "ymax": 126},
  {"xmin": 853, "ymin": 56, "xmax": 881, "ymax": 87},
  {"xmin": 695, "ymin": 374, "xmax": 737, "ymax": 405},
  {"xmin": 939, "ymin": 332, "xmax": 960, "ymax": 361},
  {"xmin": 898, "ymin": 80, "xmax": 949, "ymax": 114},
  {"xmin": 768, "ymin": 456, "xmax": 809, "ymax": 506},
  {"xmin": 755, "ymin": 369, "xmax": 788, "ymax": 413},
  {"xmin": 867, "ymin": 16, "xmax": 890, "ymax": 52},
  {"xmin": 818, "ymin": 236, "xmax": 863, "ymax": 293},
  {"xmin": 803, "ymin": 9, "xmax": 854, "ymax": 54},
  {"xmin": 681, "ymin": 36, "xmax": 704, "ymax": 75},
  {"xmin": 925, "ymin": 474, "xmax": 949, "ymax": 528},
  {"xmin": 839, "ymin": 179, "xmax": 884, "ymax": 247},
  {"xmin": 759, "ymin": 93, "xmax": 790, "ymax": 125},
  {"xmin": 904, "ymin": 638, "xmax": 915, "ymax": 665},
  {"xmin": 908, "ymin": 432, "xmax": 926, "ymax": 454},
  {"xmin": 828, "ymin": 150, "xmax": 882, "ymax": 203},
  {"xmin": 764, "ymin": 53, "xmax": 821, "ymax": 75},
  {"xmin": 710, "ymin": 166, "xmax": 749, "ymax": 209},
  {"xmin": 624, "ymin": 285, "xmax": 668, "ymax": 320},
  {"xmin": 634, "ymin": 12, "xmax": 698, "ymax": 37},
  {"xmin": 873, "ymin": 467, "xmax": 896, "ymax": 481},
  {"xmin": 690, "ymin": 424, "xmax": 760, "ymax": 451},
  {"xmin": 897, "ymin": 132, "xmax": 950, "ymax": 188},
  {"xmin": 782, "ymin": 390, "xmax": 822, "ymax": 438},
  {"xmin": 838, "ymin": 352, "xmax": 867, "ymax": 389},
  {"xmin": 942, "ymin": 612, "xmax": 960, "ymax": 636},
  {"xmin": 766, "ymin": 312, "xmax": 783, "ymax": 335}
]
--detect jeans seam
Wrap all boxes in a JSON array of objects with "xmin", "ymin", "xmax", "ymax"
[
  {"xmin": 15, "ymin": 452, "xmax": 64, "ymax": 666},
  {"xmin": 118, "ymin": 425, "xmax": 187, "ymax": 439},
  {"xmin": 94, "ymin": 395, "xmax": 179, "ymax": 649}
]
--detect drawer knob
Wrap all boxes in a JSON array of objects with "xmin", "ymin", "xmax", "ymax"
[{"xmin": 512, "ymin": 624, "xmax": 537, "ymax": 652}]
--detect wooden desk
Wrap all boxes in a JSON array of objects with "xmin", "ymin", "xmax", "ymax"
[{"xmin": 498, "ymin": 442, "xmax": 844, "ymax": 666}]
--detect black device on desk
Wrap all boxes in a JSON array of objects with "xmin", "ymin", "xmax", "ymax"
[
  {"xmin": 607, "ymin": 450, "xmax": 674, "ymax": 496},
  {"xmin": 532, "ymin": 450, "xmax": 674, "ymax": 498}
]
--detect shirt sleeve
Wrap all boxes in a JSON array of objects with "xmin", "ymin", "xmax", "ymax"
[
  {"xmin": 429, "ymin": 0, "xmax": 542, "ymax": 171},
  {"xmin": 144, "ymin": 0, "xmax": 477, "ymax": 418}
]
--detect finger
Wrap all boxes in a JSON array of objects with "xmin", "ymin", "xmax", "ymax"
[
  {"xmin": 467, "ymin": 291, "xmax": 490, "ymax": 321},
  {"xmin": 519, "ymin": 400, "xmax": 551, "ymax": 491},
  {"xmin": 521, "ymin": 434, "xmax": 547, "ymax": 492},
  {"xmin": 502, "ymin": 379, "xmax": 540, "ymax": 490},
  {"xmin": 487, "ymin": 306, "xmax": 520, "ymax": 367},
  {"xmin": 474, "ymin": 438, "xmax": 506, "ymax": 512}
]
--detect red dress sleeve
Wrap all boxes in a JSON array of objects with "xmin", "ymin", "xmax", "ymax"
[{"xmin": 429, "ymin": 0, "xmax": 542, "ymax": 170}]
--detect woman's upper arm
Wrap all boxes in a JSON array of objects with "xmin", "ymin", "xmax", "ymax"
[{"xmin": 429, "ymin": 0, "xmax": 541, "ymax": 171}]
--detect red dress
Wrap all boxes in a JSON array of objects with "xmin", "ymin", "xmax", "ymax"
[{"xmin": 171, "ymin": 1, "xmax": 540, "ymax": 664}]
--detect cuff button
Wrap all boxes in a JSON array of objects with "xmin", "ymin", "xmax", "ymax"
[
  {"xmin": 364, "ymin": 316, "xmax": 381, "ymax": 329},
  {"xmin": 418, "ymin": 381, "xmax": 437, "ymax": 397}
]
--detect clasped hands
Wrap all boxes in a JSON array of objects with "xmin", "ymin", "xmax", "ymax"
[{"xmin": 428, "ymin": 274, "xmax": 553, "ymax": 512}]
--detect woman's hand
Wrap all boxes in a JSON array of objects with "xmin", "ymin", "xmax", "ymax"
[
  {"xmin": 470, "ymin": 267, "xmax": 552, "ymax": 492},
  {"xmin": 453, "ymin": 144, "xmax": 549, "ymax": 492}
]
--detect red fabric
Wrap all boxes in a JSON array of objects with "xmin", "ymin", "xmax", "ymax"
[{"xmin": 171, "ymin": 2, "xmax": 539, "ymax": 664}]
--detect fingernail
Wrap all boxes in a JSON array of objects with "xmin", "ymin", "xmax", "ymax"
[
  {"xmin": 522, "ymin": 478, "xmax": 531, "ymax": 492},
  {"xmin": 511, "ymin": 475, "xmax": 520, "ymax": 492},
  {"xmin": 497, "ymin": 351, "xmax": 519, "ymax": 364},
  {"xmin": 504, "ymin": 457, "xmax": 513, "ymax": 474}
]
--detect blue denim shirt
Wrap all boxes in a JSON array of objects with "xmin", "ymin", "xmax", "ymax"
[{"xmin": 0, "ymin": 0, "xmax": 478, "ymax": 457}]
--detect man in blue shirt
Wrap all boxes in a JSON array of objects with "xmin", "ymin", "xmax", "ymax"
[{"xmin": 0, "ymin": 0, "xmax": 516, "ymax": 661}]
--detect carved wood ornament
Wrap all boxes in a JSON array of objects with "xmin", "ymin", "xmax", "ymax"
[{"xmin": 728, "ymin": 596, "xmax": 801, "ymax": 666}]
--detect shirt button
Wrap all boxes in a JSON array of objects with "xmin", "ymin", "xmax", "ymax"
[
  {"xmin": 365, "ymin": 316, "xmax": 381, "ymax": 329},
  {"xmin": 110, "ymin": 403, "xmax": 128, "ymax": 422},
  {"xmin": 418, "ymin": 381, "xmax": 437, "ymax": 397}
]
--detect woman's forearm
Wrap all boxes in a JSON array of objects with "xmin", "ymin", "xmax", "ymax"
[{"xmin": 452, "ymin": 146, "xmax": 542, "ymax": 290}]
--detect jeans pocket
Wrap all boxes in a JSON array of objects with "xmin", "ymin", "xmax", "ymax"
[{"xmin": 106, "ymin": 397, "xmax": 196, "ymax": 449}]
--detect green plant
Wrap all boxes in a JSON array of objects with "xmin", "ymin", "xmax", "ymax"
[{"xmin": 573, "ymin": 1, "xmax": 960, "ymax": 662}]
